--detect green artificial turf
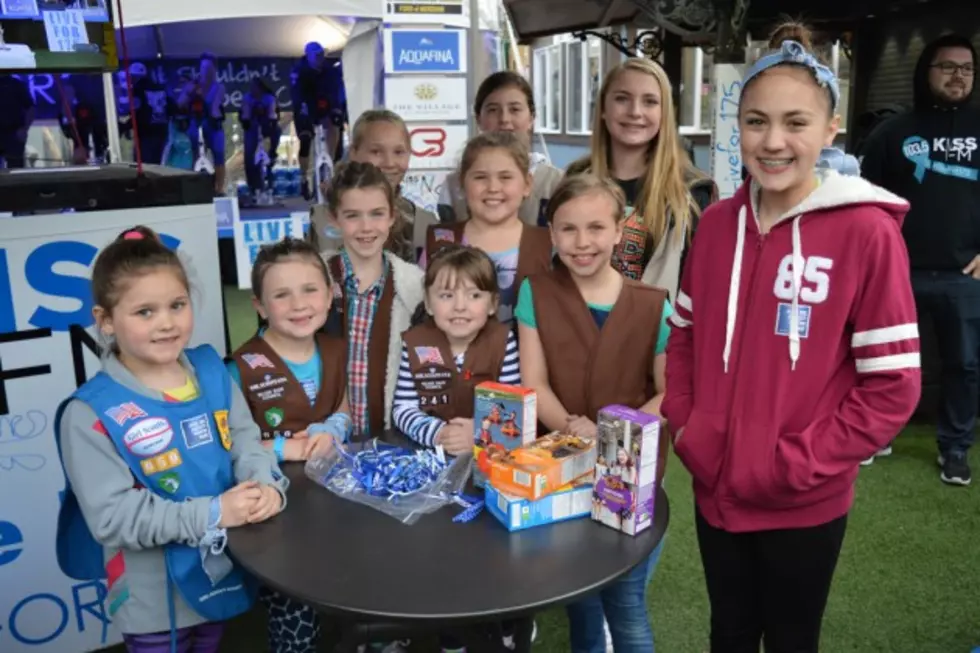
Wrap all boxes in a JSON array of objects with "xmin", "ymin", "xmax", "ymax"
[{"xmin": 102, "ymin": 287, "xmax": 980, "ymax": 653}]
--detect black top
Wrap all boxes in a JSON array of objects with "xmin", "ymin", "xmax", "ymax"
[
  {"xmin": 228, "ymin": 464, "xmax": 669, "ymax": 623},
  {"xmin": 860, "ymin": 36, "xmax": 980, "ymax": 271}
]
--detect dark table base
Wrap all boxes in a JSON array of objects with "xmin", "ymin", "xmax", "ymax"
[{"xmin": 330, "ymin": 616, "xmax": 534, "ymax": 653}]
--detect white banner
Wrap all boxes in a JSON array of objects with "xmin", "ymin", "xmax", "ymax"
[
  {"xmin": 384, "ymin": 76, "xmax": 468, "ymax": 122},
  {"xmin": 383, "ymin": 0, "xmax": 467, "ymax": 28},
  {"xmin": 708, "ymin": 63, "xmax": 746, "ymax": 200},
  {"xmin": 233, "ymin": 211, "xmax": 308, "ymax": 291},
  {"xmin": 0, "ymin": 204, "xmax": 224, "ymax": 653},
  {"xmin": 408, "ymin": 123, "xmax": 468, "ymax": 170},
  {"xmin": 400, "ymin": 169, "xmax": 451, "ymax": 214}
]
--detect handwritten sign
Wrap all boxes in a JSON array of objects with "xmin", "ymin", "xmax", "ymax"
[
  {"xmin": 401, "ymin": 170, "xmax": 449, "ymax": 214},
  {"xmin": 708, "ymin": 64, "xmax": 746, "ymax": 200},
  {"xmin": 233, "ymin": 212, "xmax": 307, "ymax": 290},
  {"xmin": 0, "ymin": 204, "xmax": 225, "ymax": 653},
  {"xmin": 42, "ymin": 10, "xmax": 89, "ymax": 53}
]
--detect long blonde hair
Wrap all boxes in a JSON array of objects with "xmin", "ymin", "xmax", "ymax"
[{"xmin": 579, "ymin": 58, "xmax": 703, "ymax": 247}]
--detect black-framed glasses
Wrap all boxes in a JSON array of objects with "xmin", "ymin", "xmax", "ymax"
[{"xmin": 932, "ymin": 62, "xmax": 975, "ymax": 77}]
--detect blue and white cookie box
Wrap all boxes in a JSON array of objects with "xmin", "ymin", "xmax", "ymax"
[{"xmin": 485, "ymin": 476, "xmax": 593, "ymax": 532}]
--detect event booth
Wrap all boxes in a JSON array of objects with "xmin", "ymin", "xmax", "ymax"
[{"xmin": 0, "ymin": 3, "xmax": 502, "ymax": 652}]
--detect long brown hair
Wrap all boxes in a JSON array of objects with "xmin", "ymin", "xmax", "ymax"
[{"xmin": 576, "ymin": 58, "xmax": 704, "ymax": 246}]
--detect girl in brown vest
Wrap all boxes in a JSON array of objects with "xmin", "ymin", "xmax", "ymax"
[
  {"xmin": 393, "ymin": 245, "xmax": 520, "ymax": 455},
  {"xmin": 227, "ymin": 237, "xmax": 350, "ymax": 653},
  {"xmin": 565, "ymin": 57, "xmax": 717, "ymax": 300},
  {"xmin": 322, "ymin": 161, "xmax": 425, "ymax": 440},
  {"xmin": 437, "ymin": 71, "xmax": 564, "ymax": 226},
  {"xmin": 423, "ymin": 132, "xmax": 552, "ymax": 325},
  {"xmin": 516, "ymin": 174, "xmax": 672, "ymax": 652}
]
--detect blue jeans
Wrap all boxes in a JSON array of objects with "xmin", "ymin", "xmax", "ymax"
[
  {"xmin": 566, "ymin": 536, "xmax": 665, "ymax": 653},
  {"xmin": 912, "ymin": 271, "xmax": 980, "ymax": 456}
]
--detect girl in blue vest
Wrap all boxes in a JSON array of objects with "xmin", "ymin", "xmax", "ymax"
[
  {"xmin": 227, "ymin": 237, "xmax": 352, "ymax": 653},
  {"xmin": 56, "ymin": 226, "xmax": 287, "ymax": 653}
]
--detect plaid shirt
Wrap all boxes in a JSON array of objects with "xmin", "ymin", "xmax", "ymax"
[{"xmin": 340, "ymin": 251, "xmax": 389, "ymax": 437}]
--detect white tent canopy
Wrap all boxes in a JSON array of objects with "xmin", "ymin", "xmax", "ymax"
[
  {"xmin": 117, "ymin": 0, "xmax": 381, "ymax": 28},
  {"xmin": 119, "ymin": 16, "xmax": 356, "ymax": 59}
]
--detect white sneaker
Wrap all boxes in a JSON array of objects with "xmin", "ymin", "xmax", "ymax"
[
  {"xmin": 861, "ymin": 446, "xmax": 893, "ymax": 466},
  {"xmin": 604, "ymin": 618, "xmax": 614, "ymax": 652}
]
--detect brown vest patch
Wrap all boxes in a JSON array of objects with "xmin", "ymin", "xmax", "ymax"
[
  {"xmin": 233, "ymin": 333, "xmax": 345, "ymax": 439},
  {"xmin": 530, "ymin": 265, "xmax": 664, "ymax": 418},
  {"xmin": 401, "ymin": 320, "xmax": 510, "ymax": 422}
]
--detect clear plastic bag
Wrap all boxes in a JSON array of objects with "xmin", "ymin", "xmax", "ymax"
[{"xmin": 304, "ymin": 439, "xmax": 473, "ymax": 525}]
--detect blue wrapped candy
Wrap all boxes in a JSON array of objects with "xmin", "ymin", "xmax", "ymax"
[{"xmin": 306, "ymin": 440, "xmax": 472, "ymax": 524}]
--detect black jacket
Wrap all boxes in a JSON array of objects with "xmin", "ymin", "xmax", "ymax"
[{"xmin": 860, "ymin": 34, "xmax": 980, "ymax": 271}]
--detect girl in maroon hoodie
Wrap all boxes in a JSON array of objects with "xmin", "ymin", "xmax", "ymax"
[{"xmin": 662, "ymin": 22, "xmax": 921, "ymax": 653}]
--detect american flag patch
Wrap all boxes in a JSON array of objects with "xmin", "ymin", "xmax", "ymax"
[
  {"xmin": 106, "ymin": 402, "xmax": 147, "ymax": 426},
  {"xmin": 414, "ymin": 346, "xmax": 445, "ymax": 366},
  {"xmin": 242, "ymin": 353, "xmax": 276, "ymax": 370},
  {"xmin": 434, "ymin": 229, "xmax": 455, "ymax": 243}
]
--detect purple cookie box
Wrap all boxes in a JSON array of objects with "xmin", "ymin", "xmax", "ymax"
[{"xmin": 592, "ymin": 405, "xmax": 660, "ymax": 536}]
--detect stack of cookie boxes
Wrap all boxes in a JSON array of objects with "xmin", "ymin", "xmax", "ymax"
[{"xmin": 475, "ymin": 382, "xmax": 599, "ymax": 532}]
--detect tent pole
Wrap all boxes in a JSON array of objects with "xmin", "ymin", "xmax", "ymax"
[
  {"xmin": 102, "ymin": 73, "xmax": 122, "ymax": 163},
  {"xmin": 467, "ymin": 0, "xmax": 481, "ymax": 138}
]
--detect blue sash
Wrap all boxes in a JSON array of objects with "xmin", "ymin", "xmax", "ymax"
[{"xmin": 54, "ymin": 345, "xmax": 256, "ymax": 623}]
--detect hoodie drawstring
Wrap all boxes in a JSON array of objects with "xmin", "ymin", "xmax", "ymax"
[
  {"xmin": 722, "ymin": 206, "xmax": 746, "ymax": 373},
  {"xmin": 789, "ymin": 215, "xmax": 802, "ymax": 371},
  {"xmin": 722, "ymin": 206, "xmax": 803, "ymax": 374}
]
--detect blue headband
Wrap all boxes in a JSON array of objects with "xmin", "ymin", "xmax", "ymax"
[
  {"xmin": 743, "ymin": 40, "xmax": 840, "ymax": 111},
  {"xmin": 816, "ymin": 146, "xmax": 860, "ymax": 176}
]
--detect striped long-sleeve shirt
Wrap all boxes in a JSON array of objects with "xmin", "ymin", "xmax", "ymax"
[{"xmin": 393, "ymin": 330, "xmax": 521, "ymax": 447}]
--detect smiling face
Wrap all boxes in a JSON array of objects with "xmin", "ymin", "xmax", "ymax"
[
  {"xmin": 478, "ymin": 85, "xmax": 534, "ymax": 146},
  {"xmin": 550, "ymin": 191, "xmax": 623, "ymax": 279},
  {"xmin": 425, "ymin": 269, "xmax": 496, "ymax": 345},
  {"xmin": 602, "ymin": 69, "xmax": 663, "ymax": 151},
  {"xmin": 462, "ymin": 147, "xmax": 530, "ymax": 226},
  {"xmin": 929, "ymin": 46, "xmax": 975, "ymax": 104},
  {"xmin": 96, "ymin": 268, "xmax": 193, "ymax": 368},
  {"xmin": 254, "ymin": 258, "xmax": 330, "ymax": 341},
  {"xmin": 351, "ymin": 121, "xmax": 411, "ymax": 190},
  {"xmin": 739, "ymin": 66, "xmax": 839, "ymax": 203},
  {"xmin": 332, "ymin": 186, "xmax": 395, "ymax": 263}
]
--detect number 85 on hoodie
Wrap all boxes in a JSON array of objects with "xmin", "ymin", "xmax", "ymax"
[{"xmin": 661, "ymin": 169, "xmax": 922, "ymax": 533}]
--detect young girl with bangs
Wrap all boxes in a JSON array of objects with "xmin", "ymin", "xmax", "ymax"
[
  {"xmin": 567, "ymin": 57, "xmax": 717, "ymax": 299},
  {"xmin": 394, "ymin": 245, "xmax": 520, "ymax": 456},
  {"xmin": 438, "ymin": 71, "xmax": 564, "ymax": 226}
]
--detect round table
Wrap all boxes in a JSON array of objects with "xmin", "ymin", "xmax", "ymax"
[{"xmin": 229, "ymin": 458, "xmax": 669, "ymax": 652}]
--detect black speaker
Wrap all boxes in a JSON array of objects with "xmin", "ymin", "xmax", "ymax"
[{"xmin": 0, "ymin": 164, "xmax": 213, "ymax": 213}]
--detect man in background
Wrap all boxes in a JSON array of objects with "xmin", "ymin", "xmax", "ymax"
[
  {"xmin": 291, "ymin": 42, "xmax": 346, "ymax": 199},
  {"xmin": 861, "ymin": 34, "xmax": 980, "ymax": 487}
]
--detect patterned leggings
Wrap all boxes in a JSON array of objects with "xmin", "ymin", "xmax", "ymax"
[{"xmin": 260, "ymin": 586, "xmax": 321, "ymax": 653}]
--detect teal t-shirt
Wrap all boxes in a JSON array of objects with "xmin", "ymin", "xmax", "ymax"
[
  {"xmin": 226, "ymin": 341, "xmax": 322, "ymax": 405},
  {"xmin": 514, "ymin": 278, "xmax": 673, "ymax": 355}
]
